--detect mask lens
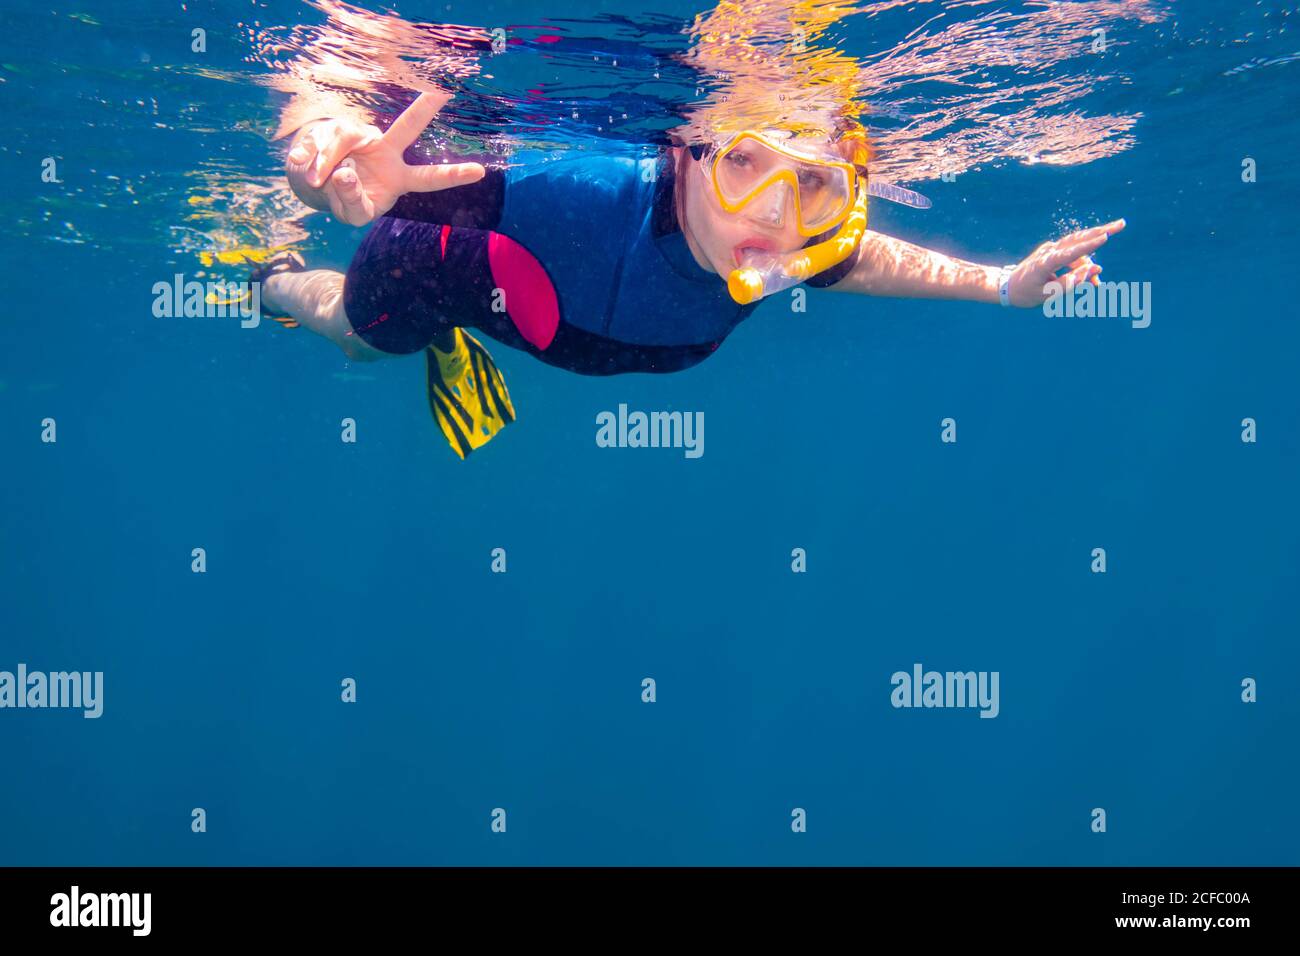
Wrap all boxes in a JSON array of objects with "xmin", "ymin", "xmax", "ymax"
[
  {"xmin": 714, "ymin": 142, "xmax": 779, "ymax": 202},
  {"xmin": 712, "ymin": 135, "xmax": 854, "ymax": 234},
  {"xmin": 793, "ymin": 162, "xmax": 849, "ymax": 232}
]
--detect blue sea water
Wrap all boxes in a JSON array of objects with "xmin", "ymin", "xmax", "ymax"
[{"xmin": 1, "ymin": 0, "xmax": 1298, "ymax": 866}]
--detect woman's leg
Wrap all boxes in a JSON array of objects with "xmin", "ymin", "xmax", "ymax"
[
  {"xmin": 341, "ymin": 218, "xmax": 461, "ymax": 356},
  {"xmin": 262, "ymin": 268, "xmax": 388, "ymax": 362}
]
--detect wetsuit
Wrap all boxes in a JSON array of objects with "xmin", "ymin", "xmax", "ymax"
[{"xmin": 342, "ymin": 143, "xmax": 856, "ymax": 374}]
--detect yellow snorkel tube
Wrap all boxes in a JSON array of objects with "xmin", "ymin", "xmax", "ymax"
[
  {"xmin": 724, "ymin": 126, "xmax": 871, "ymax": 305},
  {"xmin": 726, "ymin": 180, "xmax": 868, "ymax": 305}
]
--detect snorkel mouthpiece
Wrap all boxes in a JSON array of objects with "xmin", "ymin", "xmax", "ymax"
[
  {"xmin": 726, "ymin": 179, "xmax": 869, "ymax": 305},
  {"xmin": 726, "ymin": 265, "xmax": 766, "ymax": 305}
]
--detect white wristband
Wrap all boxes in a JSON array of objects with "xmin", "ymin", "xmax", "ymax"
[{"xmin": 997, "ymin": 265, "xmax": 1016, "ymax": 307}]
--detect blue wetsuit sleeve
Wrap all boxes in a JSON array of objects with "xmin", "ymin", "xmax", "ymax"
[
  {"xmin": 384, "ymin": 148, "xmax": 639, "ymax": 244},
  {"xmin": 382, "ymin": 146, "xmax": 508, "ymax": 229}
]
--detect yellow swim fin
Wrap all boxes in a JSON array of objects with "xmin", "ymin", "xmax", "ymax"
[
  {"xmin": 198, "ymin": 247, "xmax": 304, "ymax": 328},
  {"xmin": 426, "ymin": 328, "xmax": 517, "ymax": 459}
]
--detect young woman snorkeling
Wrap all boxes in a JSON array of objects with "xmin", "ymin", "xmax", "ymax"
[{"xmin": 258, "ymin": 90, "xmax": 1125, "ymax": 457}]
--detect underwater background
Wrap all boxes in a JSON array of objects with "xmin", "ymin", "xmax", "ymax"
[{"xmin": 1, "ymin": 0, "xmax": 1297, "ymax": 865}]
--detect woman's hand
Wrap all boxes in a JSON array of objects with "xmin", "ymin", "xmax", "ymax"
[
  {"xmin": 285, "ymin": 90, "xmax": 486, "ymax": 226},
  {"xmin": 1006, "ymin": 219, "xmax": 1126, "ymax": 307}
]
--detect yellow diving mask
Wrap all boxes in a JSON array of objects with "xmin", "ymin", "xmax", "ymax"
[
  {"xmin": 690, "ymin": 125, "xmax": 869, "ymax": 304},
  {"xmin": 688, "ymin": 124, "xmax": 930, "ymax": 304},
  {"xmin": 692, "ymin": 128, "xmax": 862, "ymax": 238}
]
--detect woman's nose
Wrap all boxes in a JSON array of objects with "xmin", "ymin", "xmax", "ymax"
[{"xmin": 743, "ymin": 180, "xmax": 790, "ymax": 228}]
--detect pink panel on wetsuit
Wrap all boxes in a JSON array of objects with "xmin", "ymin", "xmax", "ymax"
[{"xmin": 486, "ymin": 232, "xmax": 559, "ymax": 351}]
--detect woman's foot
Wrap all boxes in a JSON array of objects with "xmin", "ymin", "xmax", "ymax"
[
  {"xmin": 252, "ymin": 250, "xmax": 307, "ymax": 326},
  {"xmin": 261, "ymin": 265, "xmax": 386, "ymax": 362}
]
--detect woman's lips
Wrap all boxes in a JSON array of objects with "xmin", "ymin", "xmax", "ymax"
[{"xmin": 733, "ymin": 237, "xmax": 778, "ymax": 267}]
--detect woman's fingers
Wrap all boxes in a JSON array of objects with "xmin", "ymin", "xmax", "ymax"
[
  {"xmin": 287, "ymin": 137, "xmax": 317, "ymax": 169},
  {"xmin": 326, "ymin": 163, "xmax": 376, "ymax": 226},
  {"xmin": 1066, "ymin": 263, "xmax": 1101, "ymax": 286},
  {"xmin": 381, "ymin": 89, "xmax": 454, "ymax": 151},
  {"xmin": 404, "ymin": 160, "xmax": 486, "ymax": 193},
  {"xmin": 1067, "ymin": 256, "xmax": 1100, "ymax": 280},
  {"xmin": 1033, "ymin": 219, "xmax": 1125, "ymax": 273},
  {"xmin": 1071, "ymin": 220, "xmax": 1124, "ymax": 245},
  {"xmin": 1042, "ymin": 258, "xmax": 1102, "ymax": 299},
  {"xmin": 308, "ymin": 122, "xmax": 379, "ymax": 189},
  {"xmin": 1015, "ymin": 223, "xmax": 1122, "ymax": 303},
  {"xmin": 1059, "ymin": 220, "xmax": 1124, "ymax": 249},
  {"xmin": 1039, "ymin": 234, "xmax": 1108, "ymax": 274}
]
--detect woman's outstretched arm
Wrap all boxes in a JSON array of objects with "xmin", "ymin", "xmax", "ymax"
[{"xmin": 825, "ymin": 220, "xmax": 1125, "ymax": 307}]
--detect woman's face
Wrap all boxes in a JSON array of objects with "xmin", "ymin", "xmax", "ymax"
[{"xmin": 674, "ymin": 145, "xmax": 810, "ymax": 277}]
